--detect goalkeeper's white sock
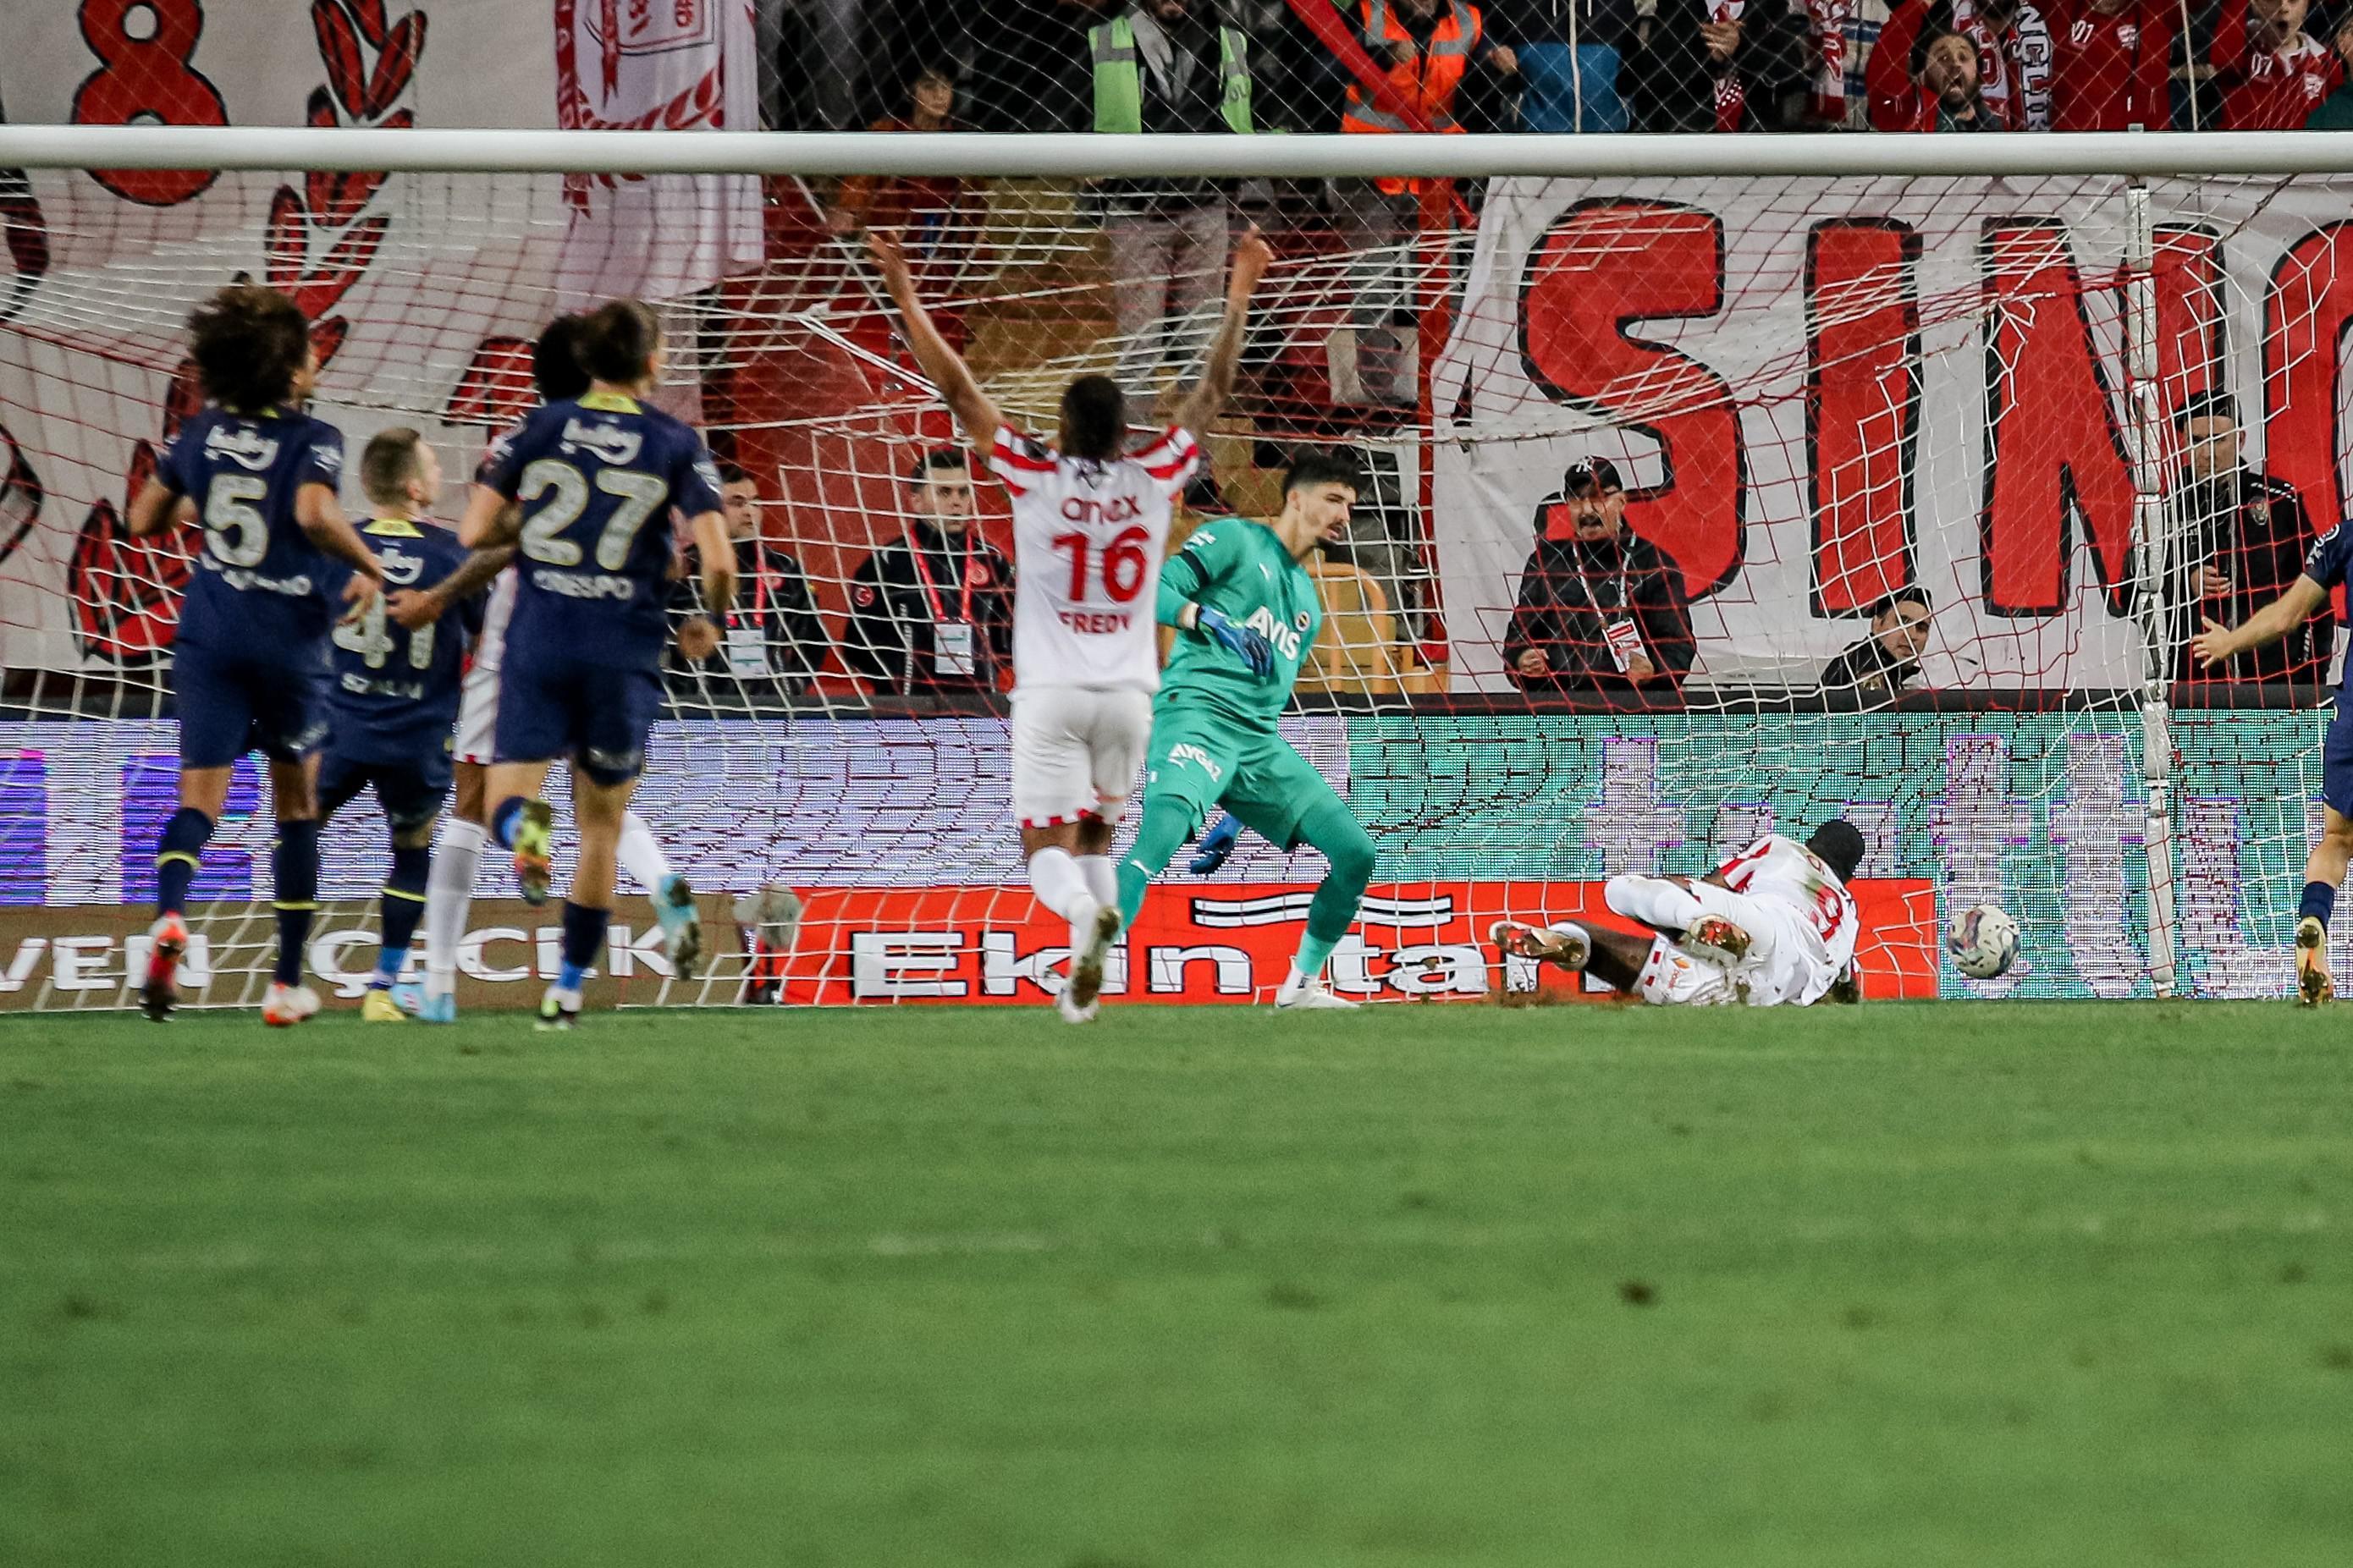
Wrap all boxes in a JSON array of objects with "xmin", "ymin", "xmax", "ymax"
[
  {"xmin": 1076, "ymin": 854, "xmax": 1118, "ymax": 911},
  {"xmin": 1604, "ymin": 873, "xmax": 1703, "ymax": 933},
  {"xmin": 617, "ymin": 811, "xmax": 674, "ymax": 894},
  {"xmin": 424, "ymin": 818, "xmax": 486, "ymax": 999},
  {"xmin": 1028, "ymin": 846, "xmax": 1094, "ymax": 924}
]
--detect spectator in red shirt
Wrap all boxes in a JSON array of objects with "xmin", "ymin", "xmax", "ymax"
[
  {"xmin": 1882, "ymin": 19, "xmax": 2007, "ymax": 128},
  {"xmin": 1869, "ymin": 0, "xmax": 2053, "ymax": 130},
  {"xmin": 2045, "ymin": 0, "xmax": 2173, "ymax": 129},
  {"xmin": 2212, "ymin": 0, "xmax": 2346, "ymax": 129}
]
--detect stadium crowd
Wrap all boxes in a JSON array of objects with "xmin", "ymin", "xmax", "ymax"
[{"xmin": 767, "ymin": 0, "xmax": 2353, "ymax": 140}]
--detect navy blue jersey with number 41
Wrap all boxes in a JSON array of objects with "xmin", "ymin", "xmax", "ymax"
[
  {"xmin": 483, "ymin": 390, "xmax": 724, "ymax": 669},
  {"xmin": 156, "ymin": 405, "xmax": 346, "ymax": 653},
  {"xmin": 318, "ymin": 519, "xmax": 478, "ymax": 764}
]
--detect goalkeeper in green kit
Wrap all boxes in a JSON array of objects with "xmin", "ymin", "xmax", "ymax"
[{"xmin": 1067, "ymin": 454, "xmax": 1376, "ymax": 1012}]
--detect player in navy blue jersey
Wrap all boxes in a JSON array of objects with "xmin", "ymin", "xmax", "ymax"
[
  {"xmin": 400, "ymin": 316, "xmax": 710, "ymax": 1026},
  {"xmin": 458, "ymin": 298, "xmax": 733, "ymax": 1029},
  {"xmin": 125, "ymin": 284, "xmax": 386, "ymax": 1026},
  {"xmin": 2193, "ymin": 518, "xmax": 2353, "ymax": 1004},
  {"xmin": 314, "ymin": 428, "xmax": 480, "ymax": 1023}
]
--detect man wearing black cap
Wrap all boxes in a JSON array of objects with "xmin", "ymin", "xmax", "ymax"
[
  {"xmin": 1502, "ymin": 456, "xmax": 1694, "ymax": 703},
  {"xmin": 2166, "ymin": 389, "xmax": 2329, "ymax": 685},
  {"xmin": 1492, "ymin": 819, "xmax": 1866, "ymax": 1007}
]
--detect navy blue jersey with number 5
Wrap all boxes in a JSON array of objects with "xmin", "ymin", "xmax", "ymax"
[
  {"xmin": 155, "ymin": 405, "xmax": 346, "ymax": 653},
  {"xmin": 484, "ymin": 390, "xmax": 723, "ymax": 669}
]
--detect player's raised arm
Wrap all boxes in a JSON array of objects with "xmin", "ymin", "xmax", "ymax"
[
  {"xmin": 868, "ymin": 230, "xmax": 1000, "ymax": 451},
  {"xmin": 1168, "ymin": 228, "xmax": 1273, "ymax": 437},
  {"xmin": 2192, "ymin": 574, "xmax": 2330, "ymax": 668}
]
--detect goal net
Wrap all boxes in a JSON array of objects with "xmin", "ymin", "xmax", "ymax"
[{"xmin": 1, "ymin": 127, "xmax": 2347, "ymax": 1010}]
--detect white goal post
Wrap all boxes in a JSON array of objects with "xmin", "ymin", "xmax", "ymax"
[{"xmin": 3, "ymin": 125, "xmax": 2348, "ymax": 1010}]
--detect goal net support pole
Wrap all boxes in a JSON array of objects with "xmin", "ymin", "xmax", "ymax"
[{"xmin": 2124, "ymin": 179, "xmax": 2182, "ymax": 999}]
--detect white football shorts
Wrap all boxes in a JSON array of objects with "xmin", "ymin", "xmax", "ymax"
[
  {"xmin": 1009, "ymin": 685, "xmax": 1153, "ymax": 828},
  {"xmin": 453, "ymin": 657, "xmax": 500, "ymax": 767},
  {"xmin": 1624, "ymin": 882, "xmax": 1816, "ymax": 1007}
]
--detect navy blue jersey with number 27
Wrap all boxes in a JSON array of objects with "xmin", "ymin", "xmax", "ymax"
[{"xmin": 483, "ymin": 391, "xmax": 724, "ymax": 669}]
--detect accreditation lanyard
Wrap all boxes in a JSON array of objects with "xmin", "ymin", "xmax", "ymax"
[
  {"xmin": 906, "ymin": 528, "xmax": 978, "ymax": 675},
  {"xmin": 906, "ymin": 529, "xmax": 978, "ymax": 625},
  {"xmin": 1573, "ymin": 547, "xmax": 1642, "ymax": 673},
  {"xmin": 724, "ymin": 546, "xmax": 771, "ymax": 679}
]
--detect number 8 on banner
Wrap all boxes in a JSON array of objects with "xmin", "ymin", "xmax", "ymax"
[{"xmin": 71, "ymin": 0, "xmax": 230, "ymax": 206}]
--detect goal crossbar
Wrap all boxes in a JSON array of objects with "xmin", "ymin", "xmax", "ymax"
[{"xmin": 5, "ymin": 126, "xmax": 2353, "ymax": 181}]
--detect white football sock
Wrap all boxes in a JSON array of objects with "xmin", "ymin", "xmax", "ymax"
[
  {"xmin": 1028, "ymin": 846, "xmax": 1094, "ymax": 923},
  {"xmin": 1076, "ymin": 853, "xmax": 1118, "ymax": 910},
  {"xmin": 1604, "ymin": 873, "xmax": 1704, "ymax": 933},
  {"xmin": 424, "ymin": 818, "xmax": 486, "ymax": 999},
  {"xmin": 617, "ymin": 811, "xmax": 674, "ymax": 893}
]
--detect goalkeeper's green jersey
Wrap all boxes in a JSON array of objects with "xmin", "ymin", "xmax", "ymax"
[{"xmin": 1155, "ymin": 516, "xmax": 1322, "ymax": 729}]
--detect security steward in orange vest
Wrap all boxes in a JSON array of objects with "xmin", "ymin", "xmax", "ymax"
[{"xmin": 1331, "ymin": 0, "xmax": 1515, "ymax": 404}]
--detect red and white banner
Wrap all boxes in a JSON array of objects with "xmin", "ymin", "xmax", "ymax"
[
  {"xmin": 1435, "ymin": 175, "xmax": 2353, "ymax": 689},
  {"xmin": 776, "ymin": 879, "xmax": 1941, "ymax": 1005},
  {"xmin": 0, "ymin": 1, "xmax": 762, "ymax": 678}
]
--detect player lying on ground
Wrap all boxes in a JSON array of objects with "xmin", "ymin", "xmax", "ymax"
[
  {"xmin": 868, "ymin": 224, "xmax": 1274, "ymax": 1021},
  {"xmin": 1492, "ymin": 821, "xmax": 1866, "ymax": 1007},
  {"xmin": 315, "ymin": 429, "xmax": 482, "ymax": 1023},
  {"xmin": 458, "ymin": 300, "xmax": 733, "ymax": 1030},
  {"xmin": 394, "ymin": 316, "xmax": 711, "ymax": 1023},
  {"xmin": 127, "ymin": 284, "xmax": 386, "ymax": 1026},
  {"xmin": 1083, "ymin": 455, "xmax": 1378, "ymax": 1013},
  {"xmin": 2191, "ymin": 521, "xmax": 2353, "ymax": 1004}
]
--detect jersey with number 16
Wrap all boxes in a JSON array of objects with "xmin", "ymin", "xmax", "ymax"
[
  {"xmin": 482, "ymin": 390, "xmax": 725, "ymax": 670},
  {"xmin": 989, "ymin": 424, "xmax": 1200, "ymax": 692}
]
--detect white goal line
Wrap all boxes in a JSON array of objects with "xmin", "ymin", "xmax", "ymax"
[{"xmin": 5, "ymin": 127, "xmax": 2353, "ymax": 181}]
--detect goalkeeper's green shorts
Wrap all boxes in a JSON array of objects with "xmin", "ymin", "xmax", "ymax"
[{"xmin": 1141, "ymin": 701, "xmax": 1344, "ymax": 851}]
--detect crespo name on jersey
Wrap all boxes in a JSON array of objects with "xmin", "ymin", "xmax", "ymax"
[{"xmin": 531, "ymin": 567, "xmax": 636, "ymax": 600}]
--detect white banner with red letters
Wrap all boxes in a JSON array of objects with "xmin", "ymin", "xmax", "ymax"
[
  {"xmin": 0, "ymin": 1, "xmax": 760, "ymax": 676},
  {"xmin": 1434, "ymin": 173, "xmax": 2353, "ymax": 690}
]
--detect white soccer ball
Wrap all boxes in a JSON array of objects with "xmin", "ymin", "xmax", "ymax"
[{"xmin": 1947, "ymin": 904, "xmax": 2020, "ymax": 981}]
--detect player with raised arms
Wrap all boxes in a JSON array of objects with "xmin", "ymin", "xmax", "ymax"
[
  {"xmin": 399, "ymin": 316, "xmax": 714, "ymax": 1022},
  {"xmin": 457, "ymin": 300, "xmax": 733, "ymax": 1030},
  {"xmin": 127, "ymin": 283, "xmax": 386, "ymax": 1026},
  {"xmin": 1492, "ymin": 821, "xmax": 1867, "ymax": 1007},
  {"xmin": 311, "ymin": 428, "xmax": 480, "ymax": 1022},
  {"xmin": 2191, "ymin": 522, "xmax": 2353, "ymax": 1004},
  {"xmin": 867, "ymin": 224, "xmax": 1274, "ymax": 1021},
  {"xmin": 1093, "ymin": 454, "xmax": 1380, "ymax": 1013}
]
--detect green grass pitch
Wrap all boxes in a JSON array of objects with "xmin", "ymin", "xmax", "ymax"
[{"xmin": 3, "ymin": 1001, "xmax": 2350, "ymax": 1566}]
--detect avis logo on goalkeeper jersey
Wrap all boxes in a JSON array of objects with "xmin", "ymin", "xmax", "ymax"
[{"xmin": 1241, "ymin": 606, "xmax": 1302, "ymax": 660}]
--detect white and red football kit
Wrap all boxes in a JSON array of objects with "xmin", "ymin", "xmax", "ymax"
[
  {"xmin": 987, "ymin": 421, "xmax": 1199, "ymax": 828},
  {"xmin": 454, "ymin": 422, "xmax": 529, "ymax": 766},
  {"xmin": 2046, "ymin": 0, "xmax": 2174, "ymax": 130},
  {"xmin": 2212, "ymin": 23, "xmax": 2344, "ymax": 130},
  {"xmin": 1616, "ymin": 834, "xmax": 1861, "ymax": 1007}
]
